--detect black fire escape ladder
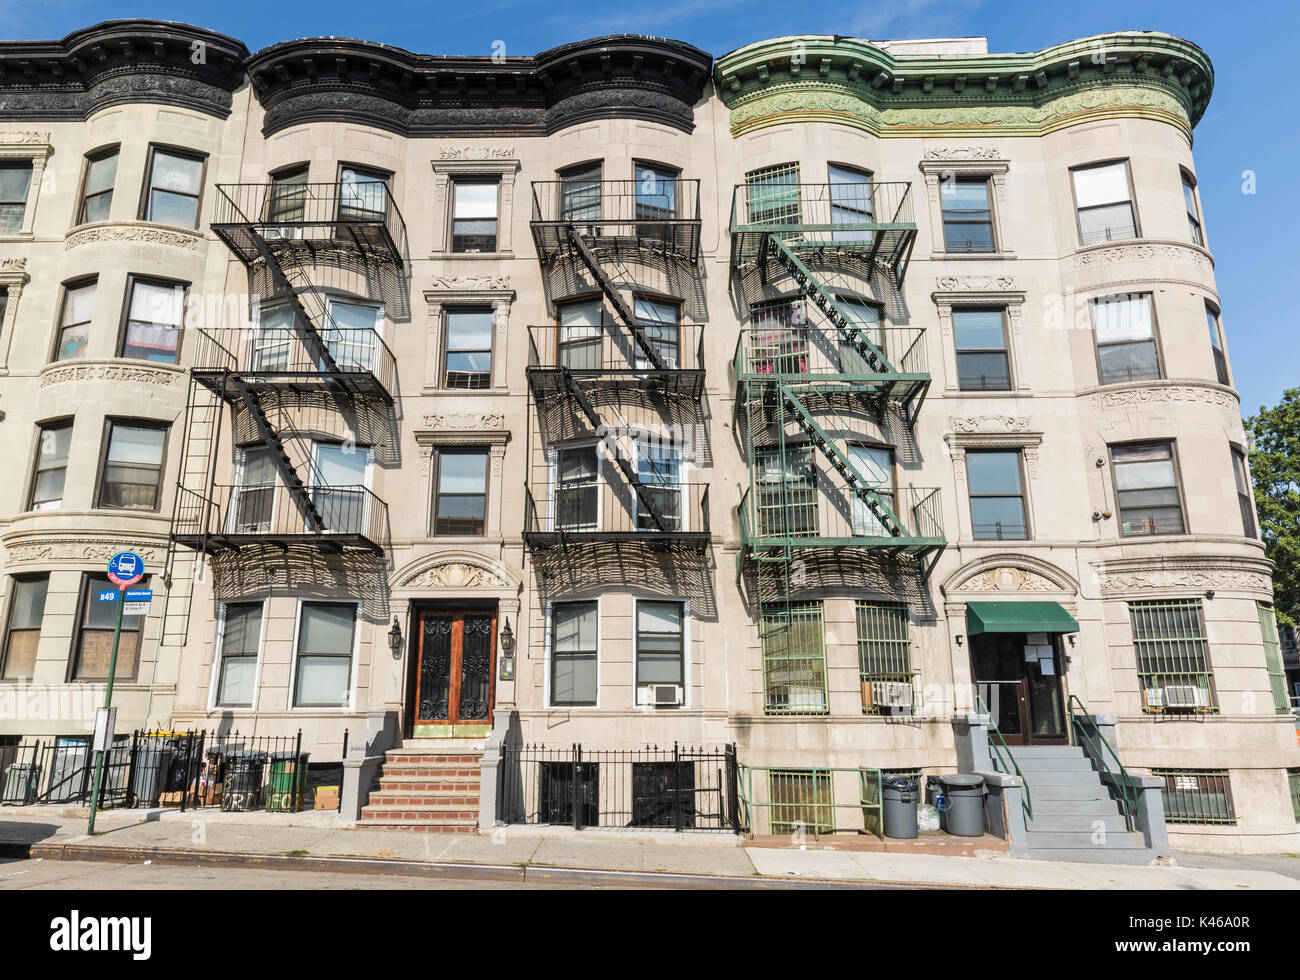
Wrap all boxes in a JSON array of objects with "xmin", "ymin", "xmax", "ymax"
[
  {"xmin": 778, "ymin": 386, "xmax": 906, "ymax": 538},
  {"xmin": 564, "ymin": 224, "xmax": 665, "ymax": 371},
  {"xmin": 770, "ymin": 237, "xmax": 892, "ymax": 375},
  {"xmin": 249, "ymin": 234, "xmax": 343, "ymax": 378},
  {"xmin": 230, "ymin": 377, "xmax": 326, "ymax": 533}
]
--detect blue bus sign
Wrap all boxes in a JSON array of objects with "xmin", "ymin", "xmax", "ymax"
[
  {"xmin": 97, "ymin": 589, "xmax": 153, "ymax": 604},
  {"xmin": 107, "ymin": 552, "xmax": 144, "ymax": 589}
]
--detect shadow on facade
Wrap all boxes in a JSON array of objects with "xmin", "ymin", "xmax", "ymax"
[
  {"xmin": 738, "ymin": 551, "xmax": 936, "ymax": 620},
  {"xmin": 540, "ymin": 251, "xmax": 708, "ymax": 322},
  {"xmin": 529, "ymin": 546, "xmax": 717, "ymax": 619},
  {"xmin": 207, "ymin": 547, "xmax": 392, "ymax": 619}
]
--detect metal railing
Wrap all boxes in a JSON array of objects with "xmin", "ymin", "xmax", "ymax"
[
  {"xmin": 189, "ymin": 325, "xmax": 397, "ymax": 402},
  {"xmin": 1138, "ymin": 671, "xmax": 1217, "ymax": 714},
  {"xmin": 975, "ymin": 693, "xmax": 1032, "ymax": 821},
  {"xmin": 1151, "ymin": 768, "xmax": 1235, "ymax": 825},
  {"xmin": 1068, "ymin": 695, "xmax": 1138, "ymax": 831},
  {"xmin": 736, "ymin": 766, "xmax": 885, "ymax": 839},
  {"xmin": 530, "ymin": 179, "xmax": 702, "ymax": 261},
  {"xmin": 527, "ymin": 322, "xmax": 706, "ymax": 375},
  {"xmin": 212, "ymin": 182, "xmax": 407, "ymax": 264},
  {"xmin": 499, "ymin": 743, "xmax": 740, "ymax": 832},
  {"xmin": 523, "ymin": 482, "xmax": 710, "ymax": 542},
  {"xmin": 733, "ymin": 325, "xmax": 927, "ymax": 381},
  {"xmin": 738, "ymin": 484, "xmax": 944, "ymax": 549},
  {"xmin": 731, "ymin": 181, "xmax": 914, "ymax": 233},
  {"xmin": 173, "ymin": 482, "xmax": 389, "ymax": 554}
]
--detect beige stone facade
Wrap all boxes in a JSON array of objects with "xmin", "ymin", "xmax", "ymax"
[{"xmin": 0, "ymin": 22, "xmax": 1293, "ymax": 852}]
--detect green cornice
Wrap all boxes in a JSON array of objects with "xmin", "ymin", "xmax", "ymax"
[{"xmin": 714, "ymin": 32, "xmax": 1212, "ymax": 140}]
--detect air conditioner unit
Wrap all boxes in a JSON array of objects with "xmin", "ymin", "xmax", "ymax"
[
  {"xmin": 1148, "ymin": 684, "xmax": 1208, "ymax": 709},
  {"xmin": 637, "ymin": 684, "xmax": 683, "ymax": 707},
  {"xmin": 264, "ymin": 225, "xmax": 302, "ymax": 240},
  {"xmin": 878, "ymin": 681, "xmax": 915, "ymax": 710}
]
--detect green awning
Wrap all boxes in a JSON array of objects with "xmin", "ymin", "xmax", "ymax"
[{"xmin": 965, "ymin": 601, "xmax": 1079, "ymax": 636}]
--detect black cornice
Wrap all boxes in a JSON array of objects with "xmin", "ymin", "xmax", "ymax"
[
  {"xmin": 0, "ymin": 19, "xmax": 248, "ymax": 121},
  {"xmin": 247, "ymin": 34, "xmax": 712, "ymax": 137}
]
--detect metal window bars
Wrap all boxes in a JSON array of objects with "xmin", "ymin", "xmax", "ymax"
[
  {"xmin": 1130, "ymin": 600, "xmax": 1217, "ymax": 714},
  {"xmin": 1151, "ymin": 768, "xmax": 1235, "ymax": 824}
]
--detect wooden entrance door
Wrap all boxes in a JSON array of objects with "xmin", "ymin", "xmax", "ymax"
[
  {"xmin": 413, "ymin": 607, "xmax": 496, "ymax": 736},
  {"xmin": 970, "ymin": 633, "xmax": 1067, "ymax": 746}
]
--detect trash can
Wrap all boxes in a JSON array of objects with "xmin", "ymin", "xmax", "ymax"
[
  {"xmin": 130, "ymin": 747, "xmax": 173, "ymax": 807},
  {"xmin": 2, "ymin": 763, "xmax": 38, "ymax": 805},
  {"xmin": 221, "ymin": 752, "xmax": 266, "ymax": 812},
  {"xmin": 881, "ymin": 776, "xmax": 919, "ymax": 839},
  {"xmin": 929, "ymin": 774, "xmax": 986, "ymax": 837},
  {"xmin": 265, "ymin": 752, "xmax": 310, "ymax": 812}
]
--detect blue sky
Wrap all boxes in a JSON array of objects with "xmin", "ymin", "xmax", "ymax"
[{"xmin": 3, "ymin": 0, "xmax": 1296, "ymax": 414}]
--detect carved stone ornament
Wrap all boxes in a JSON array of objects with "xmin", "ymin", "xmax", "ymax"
[
  {"xmin": 4, "ymin": 537, "xmax": 166, "ymax": 567},
  {"xmin": 0, "ymin": 132, "xmax": 52, "ymax": 145},
  {"xmin": 41, "ymin": 363, "xmax": 181, "ymax": 389},
  {"xmin": 1073, "ymin": 241, "xmax": 1212, "ymax": 272},
  {"xmin": 65, "ymin": 222, "xmax": 202, "ymax": 251},
  {"xmin": 923, "ymin": 146, "xmax": 1002, "ymax": 160},
  {"xmin": 949, "ymin": 416, "xmax": 1032, "ymax": 434},
  {"xmin": 438, "ymin": 146, "xmax": 516, "ymax": 160},
  {"xmin": 1091, "ymin": 384, "xmax": 1238, "ymax": 411},
  {"xmin": 961, "ymin": 567, "xmax": 1060, "ymax": 593},
  {"xmin": 395, "ymin": 554, "xmax": 518, "ymax": 591},
  {"xmin": 936, "ymin": 275, "xmax": 1016, "ymax": 292},
  {"xmin": 422, "ymin": 413, "xmax": 506, "ymax": 431},
  {"xmin": 0, "ymin": 257, "xmax": 26, "ymax": 272},
  {"xmin": 429, "ymin": 274, "xmax": 511, "ymax": 291},
  {"xmin": 1096, "ymin": 562, "xmax": 1273, "ymax": 597}
]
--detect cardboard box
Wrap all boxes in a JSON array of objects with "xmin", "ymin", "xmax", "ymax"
[{"xmin": 313, "ymin": 786, "xmax": 340, "ymax": 810}]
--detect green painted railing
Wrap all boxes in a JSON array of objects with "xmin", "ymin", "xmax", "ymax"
[
  {"xmin": 737, "ymin": 765, "xmax": 885, "ymax": 839},
  {"xmin": 974, "ymin": 694, "xmax": 1032, "ymax": 822},
  {"xmin": 1068, "ymin": 695, "xmax": 1139, "ymax": 831}
]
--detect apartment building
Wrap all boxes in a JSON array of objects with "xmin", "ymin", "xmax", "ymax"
[{"xmin": 0, "ymin": 19, "xmax": 1293, "ymax": 855}]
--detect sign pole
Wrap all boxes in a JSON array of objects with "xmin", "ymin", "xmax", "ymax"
[{"xmin": 87, "ymin": 588, "xmax": 126, "ymax": 836}]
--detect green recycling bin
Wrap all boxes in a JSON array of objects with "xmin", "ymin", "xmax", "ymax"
[{"xmin": 265, "ymin": 752, "xmax": 309, "ymax": 812}]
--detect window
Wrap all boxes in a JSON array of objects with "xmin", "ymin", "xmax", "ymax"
[
  {"xmin": 1091, "ymin": 293, "xmax": 1160, "ymax": 384},
  {"xmin": 1289, "ymin": 770, "xmax": 1300, "ymax": 823},
  {"xmin": 450, "ymin": 180, "xmax": 498, "ymax": 252},
  {"xmin": 1206, "ymin": 305, "xmax": 1229, "ymax": 385},
  {"xmin": 0, "ymin": 162, "xmax": 32, "ymax": 234},
  {"xmin": 966, "ymin": 450, "xmax": 1027, "ymax": 540},
  {"xmin": 431, "ymin": 449, "xmax": 488, "ymax": 536},
  {"xmin": 632, "ymin": 296, "xmax": 680, "ymax": 369},
  {"xmin": 768, "ymin": 770, "xmax": 834, "ymax": 834},
  {"xmin": 557, "ymin": 299, "xmax": 603, "ymax": 371},
  {"xmin": 1072, "ymin": 161, "xmax": 1137, "ymax": 245},
  {"xmin": 1131, "ymin": 599, "xmax": 1215, "ymax": 712},
  {"xmin": 744, "ymin": 163, "xmax": 800, "ymax": 227},
  {"xmin": 324, "ymin": 297, "xmax": 381, "ymax": 372},
  {"xmin": 55, "ymin": 279, "xmax": 96, "ymax": 361},
  {"xmin": 1232, "ymin": 447, "xmax": 1256, "ymax": 538},
  {"xmin": 2, "ymin": 575, "xmax": 48, "ymax": 679},
  {"xmin": 749, "ymin": 300, "xmax": 807, "ymax": 375},
  {"xmin": 1112, "ymin": 442, "xmax": 1183, "ymax": 537},
  {"xmin": 231, "ymin": 445, "xmax": 276, "ymax": 534},
  {"xmin": 215, "ymin": 603, "xmax": 262, "ymax": 708},
  {"xmin": 77, "ymin": 148, "xmax": 118, "ymax": 224},
  {"xmin": 559, "ymin": 162, "xmax": 602, "ymax": 222},
  {"xmin": 96, "ymin": 421, "xmax": 167, "ymax": 511},
  {"xmin": 267, "ymin": 165, "xmax": 308, "ymax": 225},
  {"xmin": 1182, "ymin": 171, "xmax": 1203, "ymax": 246},
  {"xmin": 847, "ymin": 443, "xmax": 895, "ymax": 537},
  {"xmin": 1259, "ymin": 603, "xmax": 1289, "ymax": 715},
  {"xmin": 71, "ymin": 574, "xmax": 145, "ymax": 681},
  {"xmin": 444, "ymin": 309, "xmax": 492, "ymax": 388},
  {"xmin": 556, "ymin": 445, "xmax": 598, "ymax": 531},
  {"xmin": 829, "ymin": 164, "xmax": 873, "ymax": 242},
  {"xmin": 636, "ymin": 600, "xmax": 684, "ymax": 687},
  {"xmin": 836, "ymin": 295, "xmax": 884, "ymax": 371},
  {"xmin": 29, "ymin": 421, "xmax": 72, "ymax": 511},
  {"xmin": 953, "ymin": 308, "xmax": 1011, "ymax": 390},
  {"xmin": 142, "ymin": 147, "xmax": 204, "ymax": 227},
  {"xmin": 0, "ymin": 288, "xmax": 6, "ymax": 330},
  {"xmin": 1152, "ymin": 769, "xmax": 1234, "ymax": 824},
  {"xmin": 756, "ymin": 446, "xmax": 817, "ymax": 537},
  {"xmin": 634, "ymin": 162, "xmax": 678, "ymax": 220},
  {"xmin": 312, "ymin": 441, "xmax": 369, "ymax": 534},
  {"xmin": 636, "ymin": 442, "xmax": 683, "ymax": 532},
  {"xmin": 120, "ymin": 278, "xmax": 185, "ymax": 363},
  {"xmin": 761, "ymin": 600, "xmax": 827, "ymax": 714},
  {"xmin": 551, "ymin": 600, "xmax": 597, "ymax": 706},
  {"xmin": 338, "ymin": 165, "xmax": 388, "ymax": 221},
  {"xmin": 940, "ymin": 177, "xmax": 995, "ymax": 252},
  {"xmin": 293, "ymin": 602, "xmax": 356, "ymax": 707},
  {"xmin": 251, "ymin": 301, "xmax": 293, "ymax": 371},
  {"xmin": 857, "ymin": 601, "xmax": 913, "ymax": 715}
]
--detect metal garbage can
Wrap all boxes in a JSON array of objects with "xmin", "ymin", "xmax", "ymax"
[
  {"xmin": 265, "ymin": 752, "xmax": 310, "ymax": 812},
  {"xmin": 881, "ymin": 776, "xmax": 919, "ymax": 839},
  {"xmin": 930, "ymin": 774, "xmax": 986, "ymax": 837},
  {"xmin": 130, "ymin": 747, "xmax": 173, "ymax": 807},
  {"xmin": 221, "ymin": 752, "xmax": 266, "ymax": 812}
]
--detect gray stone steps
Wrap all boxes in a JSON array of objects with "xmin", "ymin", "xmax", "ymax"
[
  {"xmin": 1023, "ymin": 829, "xmax": 1146, "ymax": 848},
  {"xmin": 1026, "ymin": 813, "xmax": 1130, "ymax": 833},
  {"xmin": 1031, "ymin": 798, "xmax": 1124, "ymax": 816},
  {"xmin": 1010, "ymin": 756, "xmax": 1098, "ymax": 773}
]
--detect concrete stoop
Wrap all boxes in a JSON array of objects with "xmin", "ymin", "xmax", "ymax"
[{"xmin": 1015, "ymin": 745, "xmax": 1156, "ymax": 865}]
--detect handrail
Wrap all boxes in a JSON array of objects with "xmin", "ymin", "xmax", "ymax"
[
  {"xmin": 1068, "ymin": 695, "xmax": 1139, "ymax": 831},
  {"xmin": 974, "ymin": 693, "xmax": 1033, "ymax": 821}
]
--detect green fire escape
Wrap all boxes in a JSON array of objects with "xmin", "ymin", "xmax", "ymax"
[{"xmin": 730, "ymin": 176, "xmax": 945, "ymax": 621}]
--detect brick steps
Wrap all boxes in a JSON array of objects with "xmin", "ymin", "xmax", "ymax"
[{"xmin": 358, "ymin": 741, "xmax": 484, "ymax": 832}]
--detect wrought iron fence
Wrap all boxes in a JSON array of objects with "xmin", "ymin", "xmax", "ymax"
[
  {"xmin": 0, "ymin": 728, "xmax": 339, "ymax": 814},
  {"xmin": 500, "ymin": 743, "xmax": 740, "ymax": 832}
]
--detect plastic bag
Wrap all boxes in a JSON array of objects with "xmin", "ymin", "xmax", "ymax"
[{"xmin": 917, "ymin": 803, "xmax": 940, "ymax": 832}]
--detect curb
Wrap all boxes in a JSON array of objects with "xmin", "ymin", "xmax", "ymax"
[{"xmin": 15, "ymin": 840, "xmax": 934, "ymax": 889}]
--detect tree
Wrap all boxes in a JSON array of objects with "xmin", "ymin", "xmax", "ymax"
[{"xmin": 1246, "ymin": 387, "xmax": 1300, "ymax": 626}]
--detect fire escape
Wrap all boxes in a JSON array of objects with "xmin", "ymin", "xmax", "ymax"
[
  {"xmin": 730, "ymin": 178, "xmax": 945, "ymax": 621},
  {"xmin": 164, "ymin": 181, "xmax": 406, "ymax": 641},
  {"xmin": 524, "ymin": 177, "xmax": 709, "ymax": 563}
]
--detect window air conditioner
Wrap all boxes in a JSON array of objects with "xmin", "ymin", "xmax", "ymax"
[{"xmin": 638, "ymin": 684, "xmax": 683, "ymax": 707}]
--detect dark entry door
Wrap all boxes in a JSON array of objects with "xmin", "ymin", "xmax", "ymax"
[
  {"xmin": 414, "ymin": 607, "xmax": 496, "ymax": 734},
  {"xmin": 970, "ymin": 633, "xmax": 1067, "ymax": 745}
]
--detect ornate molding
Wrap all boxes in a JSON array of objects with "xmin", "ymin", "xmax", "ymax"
[
  {"xmin": 391, "ymin": 550, "xmax": 521, "ymax": 591},
  {"xmin": 422, "ymin": 413, "xmax": 505, "ymax": 431},
  {"xmin": 935, "ymin": 275, "xmax": 1018, "ymax": 293},
  {"xmin": 942, "ymin": 552, "xmax": 1079, "ymax": 596},
  {"xmin": 1093, "ymin": 557, "xmax": 1274, "ymax": 597},
  {"xmin": 429, "ymin": 274, "xmax": 511, "ymax": 291},
  {"xmin": 64, "ymin": 221, "xmax": 203, "ymax": 251},
  {"xmin": 40, "ymin": 361, "xmax": 182, "ymax": 389},
  {"xmin": 0, "ymin": 257, "xmax": 25, "ymax": 271},
  {"xmin": 922, "ymin": 146, "xmax": 1003, "ymax": 160},
  {"xmin": 1073, "ymin": 240, "xmax": 1213, "ymax": 272},
  {"xmin": 948, "ymin": 415, "xmax": 1033, "ymax": 434},
  {"xmin": 3, "ymin": 535, "xmax": 167, "ymax": 568},
  {"xmin": 438, "ymin": 146, "xmax": 516, "ymax": 160},
  {"xmin": 1087, "ymin": 381, "xmax": 1239, "ymax": 412},
  {"xmin": 0, "ymin": 132, "xmax": 51, "ymax": 145}
]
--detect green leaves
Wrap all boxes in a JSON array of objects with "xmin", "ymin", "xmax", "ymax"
[{"xmin": 1247, "ymin": 387, "xmax": 1300, "ymax": 625}]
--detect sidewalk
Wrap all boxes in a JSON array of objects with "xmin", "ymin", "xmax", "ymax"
[{"xmin": 1, "ymin": 806, "xmax": 1296, "ymax": 890}]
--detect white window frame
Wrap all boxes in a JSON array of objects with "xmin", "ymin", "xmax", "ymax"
[
  {"xmin": 544, "ymin": 596, "xmax": 602, "ymax": 709},
  {"xmin": 207, "ymin": 598, "xmax": 268, "ymax": 712},
  {"xmin": 633, "ymin": 435, "xmax": 689, "ymax": 533},
  {"xmin": 323, "ymin": 295, "xmax": 384, "ymax": 373},
  {"xmin": 632, "ymin": 596, "xmax": 691, "ymax": 709},
  {"xmin": 287, "ymin": 598, "xmax": 362, "ymax": 712},
  {"xmin": 547, "ymin": 442, "xmax": 603, "ymax": 533},
  {"xmin": 228, "ymin": 445, "xmax": 279, "ymax": 535},
  {"xmin": 310, "ymin": 440, "xmax": 375, "ymax": 536},
  {"xmin": 0, "ymin": 133, "xmax": 51, "ymax": 240}
]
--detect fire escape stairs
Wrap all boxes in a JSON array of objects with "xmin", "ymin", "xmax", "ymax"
[
  {"xmin": 229, "ymin": 377, "xmax": 327, "ymax": 534},
  {"xmin": 564, "ymin": 224, "xmax": 665, "ymax": 372},
  {"xmin": 249, "ymin": 234, "xmax": 345, "ymax": 383}
]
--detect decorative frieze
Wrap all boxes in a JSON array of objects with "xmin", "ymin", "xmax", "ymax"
[
  {"xmin": 1089, "ymin": 383, "xmax": 1238, "ymax": 412},
  {"xmin": 1073, "ymin": 241, "xmax": 1212, "ymax": 272},
  {"xmin": 923, "ymin": 146, "xmax": 1002, "ymax": 160},
  {"xmin": 948, "ymin": 416, "xmax": 1032, "ymax": 434},
  {"xmin": 1094, "ymin": 558, "xmax": 1274, "ymax": 597},
  {"xmin": 936, "ymin": 275, "xmax": 1016, "ymax": 292},
  {"xmin": 422, "ymin": 413, "xmax": 506, "ymax": 431},
  {"xmin": 0, "ymin": 132, "xmax": 51, "ymax": 145},
  {"xmin": 429, "ymin": 274, "xmax": 511, "ymax": 291},
  {"xmin": 4, "ymin": 537, "xmax": 166, "ymax": 567},
  {"xmin": 960, "ymin": 567, "xmax": 1061, "ymax": 593},
  {"xmin": 41, "ymin": 363, "xmax": 181, "ymax": 388},
  {"xmin": 65, "ymin": 222, "xmax": 202, "ymax": 251},
  {"xmin": 438, "ymin": 146, "xmax": 516, "ymax": 160}
]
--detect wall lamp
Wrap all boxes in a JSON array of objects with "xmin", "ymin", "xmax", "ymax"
[
  {"xmin": 499, "ymin": 619, "xmax": 516, "ymax": 680},
  {"xmin": 388, "ymin": 616, "xmax": 403, "ymax": 659}
]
